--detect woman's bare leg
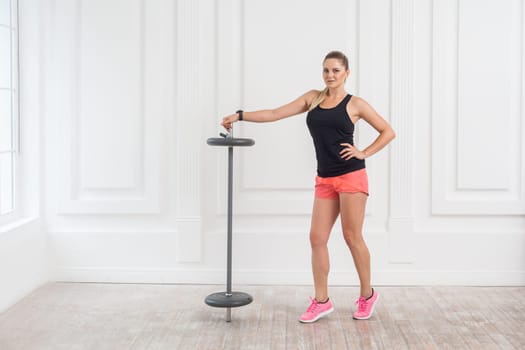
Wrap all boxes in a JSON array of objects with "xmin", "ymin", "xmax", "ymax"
[
  {"xmin": 339, "ymin": 192, "xmax": 372, "ymax": 297},
  {"xmin": 309, "ymin": 197, "xmax": 340, "ymax": 301}
]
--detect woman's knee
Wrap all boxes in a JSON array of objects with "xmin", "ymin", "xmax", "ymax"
[
  {"xmin": 343, "ymin": 229, "xmax": 364, "ymax": 248},
  {"xmin": 310, "ymin": 231, "xmax": 329, "ymax": 248}
]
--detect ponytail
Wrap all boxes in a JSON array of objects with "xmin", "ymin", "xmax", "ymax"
[{"xmin": 308, "ymin": 88, "xmax": 328, "ymax": 111}]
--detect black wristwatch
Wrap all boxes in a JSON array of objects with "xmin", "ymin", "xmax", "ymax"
[{"xmin": 236, "ymin": 109, "xmax": 243, "ymax": 121}]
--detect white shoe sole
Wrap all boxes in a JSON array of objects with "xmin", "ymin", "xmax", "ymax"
[
  {"xmin": 298, "ymin": 307, "xmax": 334, "ymax": 323},
  {"xmin": 353, "ymin": 293, "xmax": 379, "ymax": 320}
]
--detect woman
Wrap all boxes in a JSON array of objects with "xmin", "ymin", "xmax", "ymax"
[{"xmin": 221, "ymin": 51, "xmax": 395, "ymax": 322}]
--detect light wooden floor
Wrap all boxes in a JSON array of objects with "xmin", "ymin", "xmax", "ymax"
[{"xmin": 0, "ymin": 283, "xmax": 523, "ymax": 349}]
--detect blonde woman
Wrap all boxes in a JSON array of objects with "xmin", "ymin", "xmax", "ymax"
[{"xmin": 221, "ymin": 51, "xmax": 395, "ymax": 322}]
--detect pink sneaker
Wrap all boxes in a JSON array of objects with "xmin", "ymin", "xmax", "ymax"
[
  {"xmin": 299, "ymin": 297, "xmax": 334, "ymax": 323},
  {"xmin": 353, "ymin": 289, "xmax": 379, "ymax": 320}
]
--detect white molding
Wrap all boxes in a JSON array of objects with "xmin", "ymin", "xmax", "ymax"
[
  {"xmin": 175, "ymin": 0, "xmax": 203, "ymax": 217},
  {"xmin": 390, "ymin": 0, "xmax": 415, "ymax": 218},
  {"xmin": 388, "ymin": 0, "xmax": 416, "ymax": 263},
  {"xmin": 174, "ymin": 0, "xmax": 216, "ymax": 261}
]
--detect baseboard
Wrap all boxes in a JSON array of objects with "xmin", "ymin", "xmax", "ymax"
[{"xmin": 53, "ymin": 267, "xmax": 525, "ymax": 286}]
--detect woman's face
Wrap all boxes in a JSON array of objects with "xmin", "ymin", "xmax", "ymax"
[{"xmin": 323, "ymin": 58, "xmax": 349, "ymax": 89}]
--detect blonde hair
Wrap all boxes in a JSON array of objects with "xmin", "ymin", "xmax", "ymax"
[
  {"xmin": 308, "ymin": 51, "xmax": 350, "ymax": 111},
  {"xmin": 308, "ymin": 88, "xmax": 329, "ymax": 111}
]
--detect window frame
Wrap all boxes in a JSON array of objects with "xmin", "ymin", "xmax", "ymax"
[{"xmin": 0, "ymin": 0, "xmax": 20, "ymax": 226}]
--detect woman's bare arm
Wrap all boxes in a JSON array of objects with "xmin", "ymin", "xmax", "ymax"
[{"xmin": 221, "ymin": 90, "xmax": 319, "ymax": 129}]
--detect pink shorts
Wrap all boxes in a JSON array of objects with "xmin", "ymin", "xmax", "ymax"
[{"xmin": 315, "ymin": 168, "xmax": 369, "ymax": 199}]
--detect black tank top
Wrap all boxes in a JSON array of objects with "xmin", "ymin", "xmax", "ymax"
[{"xmin": 306, "ymin": 94, "xmax": 365, "ymax": 177}]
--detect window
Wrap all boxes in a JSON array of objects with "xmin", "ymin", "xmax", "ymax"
[{"xmin": 0, "ymin": 0, "xmax": 18, "ymax": 222}]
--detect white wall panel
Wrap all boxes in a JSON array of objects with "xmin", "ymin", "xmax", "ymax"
[
  {"xmin": 241, "ymin": 0, "xmax": 357, "ymax": 190},
  {"xmin": 214, "ymin": 0, "xmax": 361, "ymax": 217},
  {"xmin": 456, "ymin": 0, "xmax": 517, "ymax": 191},
  {"xmin": 44, "ymin": 0, "xmax": 178, "ymax": 279},
  {"xmin": 48, "ymin": 0, "xmax": 165, "ymax": 214},
  {"xmin": 432, "ymin": 0, "xmax": 525, "ymax": 215},
  {"xmin": 79, "ymin": 0, "xmax": 143, "ymax": 191}
]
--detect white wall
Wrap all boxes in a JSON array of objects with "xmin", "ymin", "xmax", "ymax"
[
  {"xmin": 0, "ymin": 0, "xmax": 47, "ymax": 313},
  {"xmin": 40, "ymin": 0, "xmax": 525, "ymax": 286},
  {"xmin": 0, "ymin": 220, "xmax": 47, "ymax": 313}
]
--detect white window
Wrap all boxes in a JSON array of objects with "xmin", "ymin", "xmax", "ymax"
[{"xmin": 0, "ymin": 0, "xmax": 18, "ymax": 223}]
